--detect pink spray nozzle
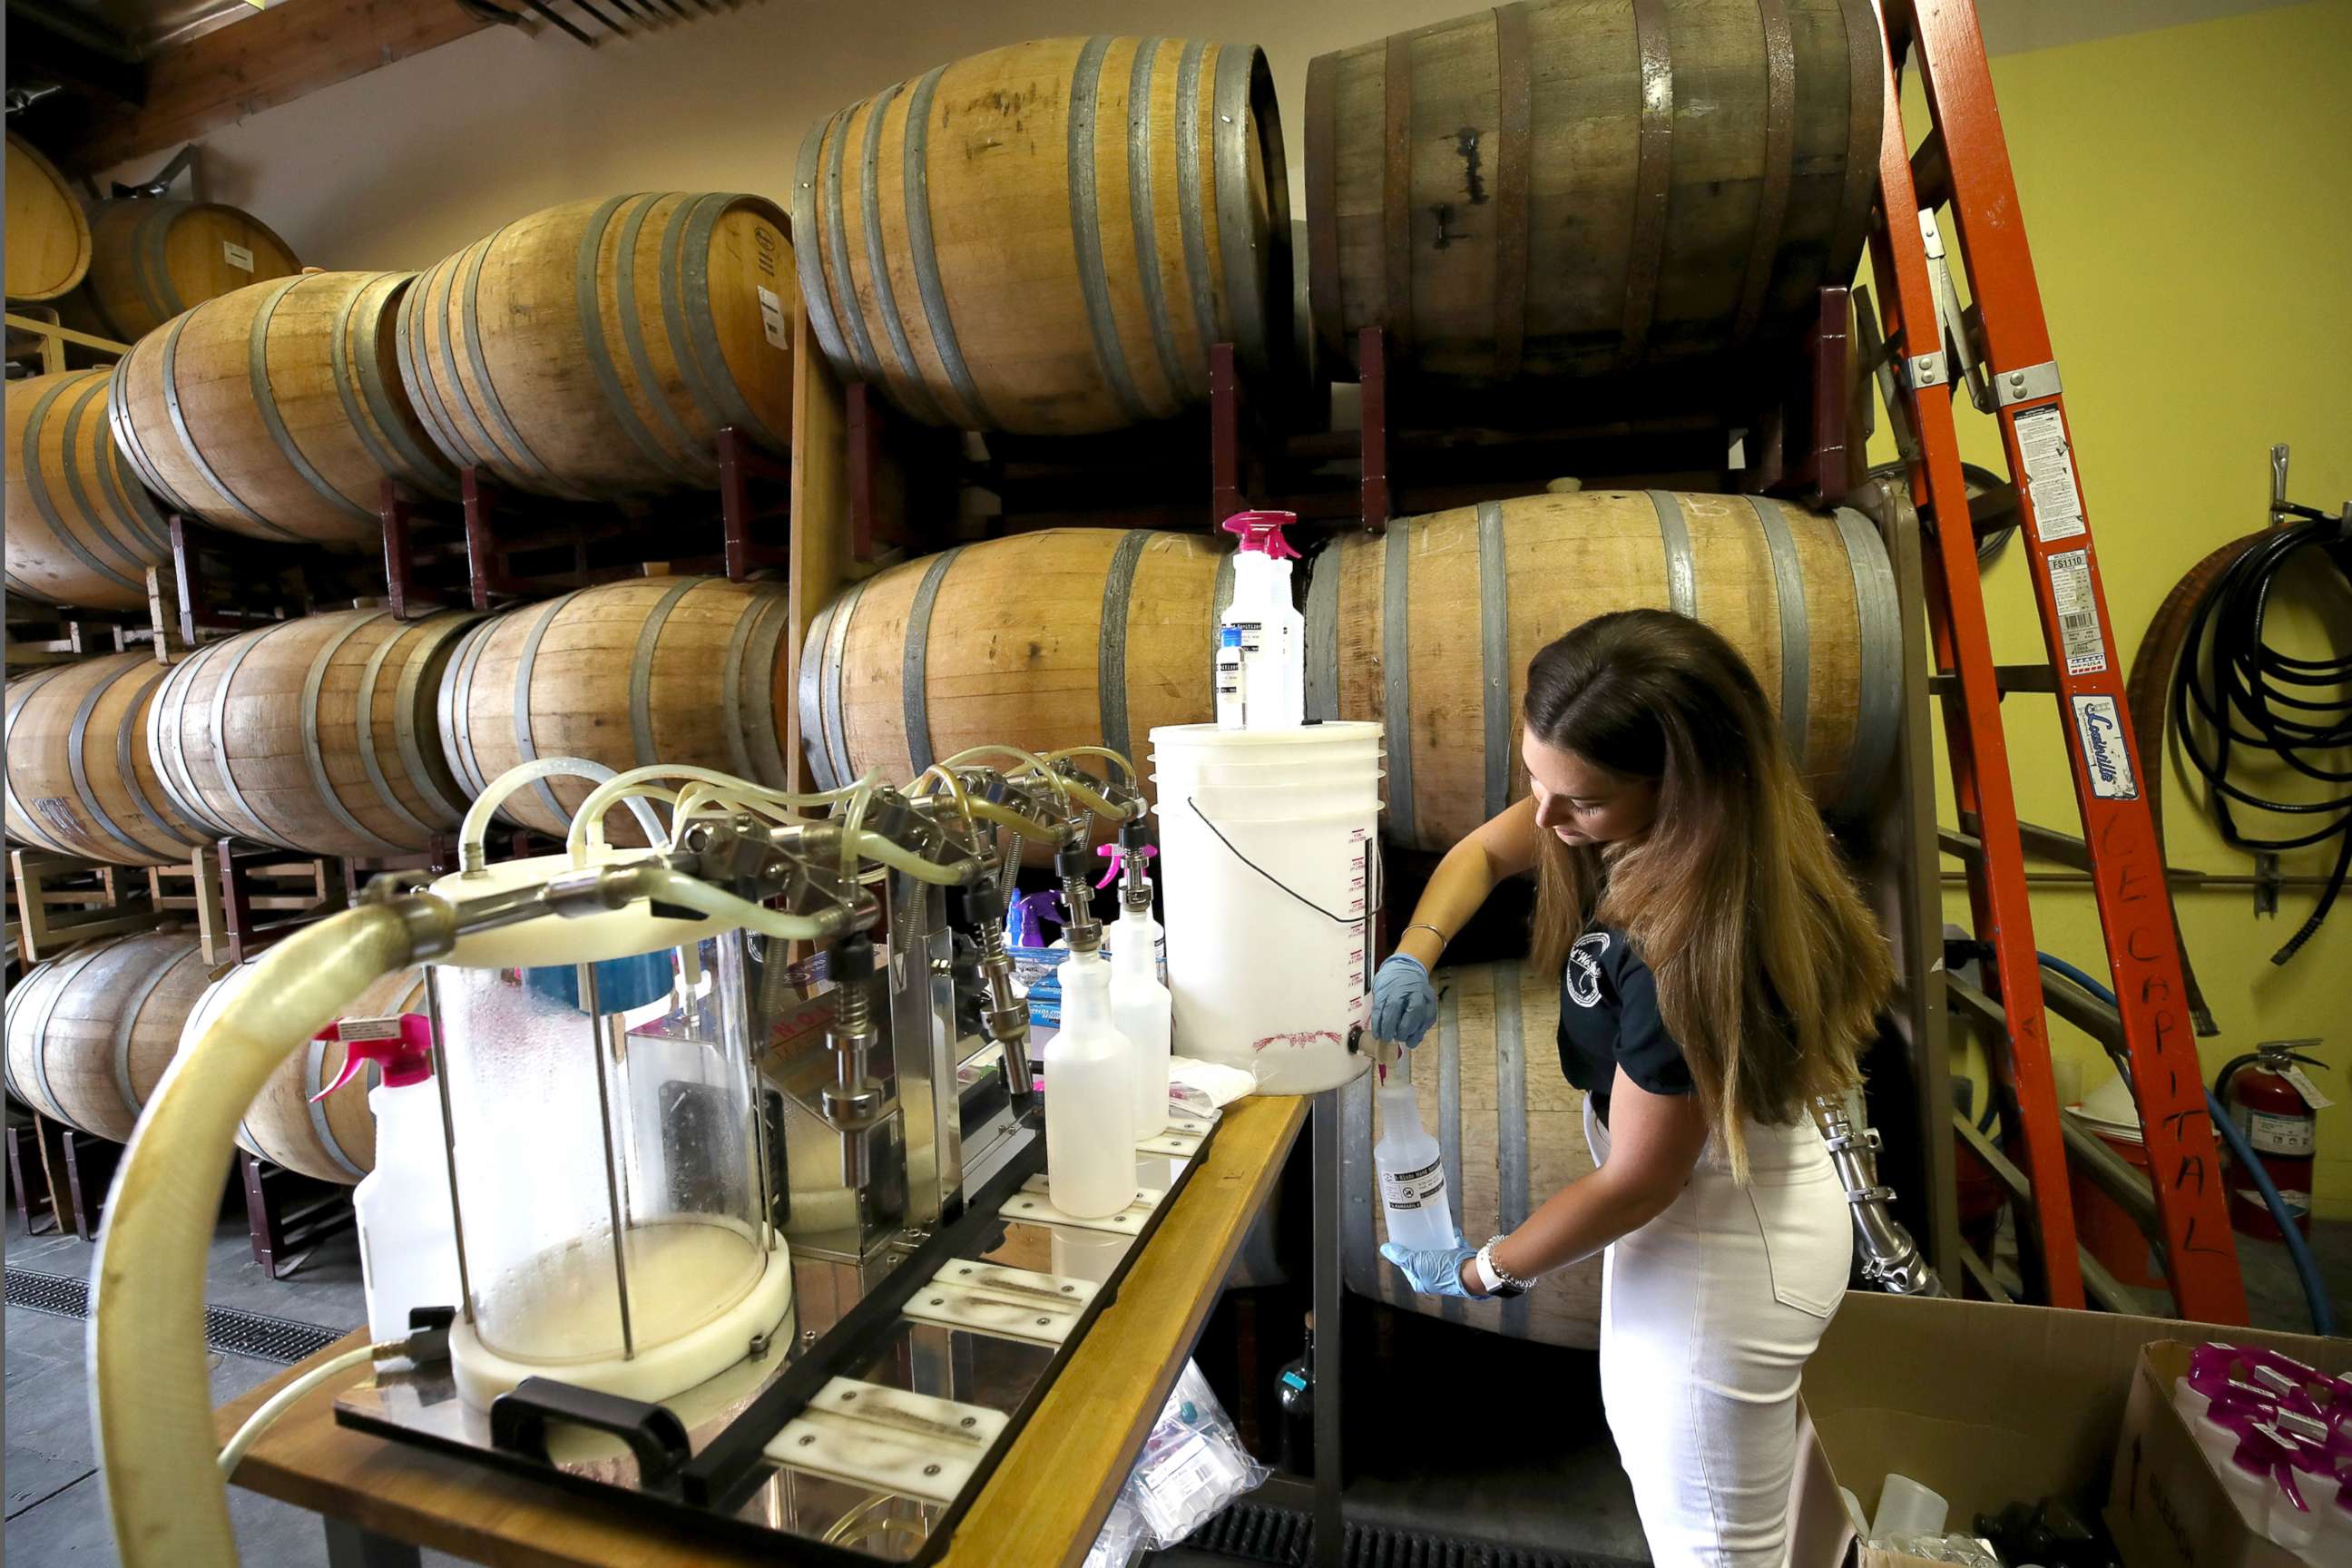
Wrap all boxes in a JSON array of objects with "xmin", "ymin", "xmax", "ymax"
[
  {"xmin": 1095, "ymin": 840, "xmax": 1159, "ymax": 888},
  {"xmin": 310, "ymin": 1013, "xmax": 436, "ymax": 1099},
  {"xmin": 1222, "ymin": 511, "xmax": 1301, "ymax": 561}
]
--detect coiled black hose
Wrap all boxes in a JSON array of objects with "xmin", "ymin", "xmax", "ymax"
[{"xmin": 2170, "ymin": 511, "xmax": 2352, "ymax": 965}]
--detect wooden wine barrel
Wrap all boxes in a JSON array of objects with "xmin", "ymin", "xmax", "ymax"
[
  {"xmin": 1342, "ymin": 960, "xmax": 1602, "ymax": 1348},
  {"xmin": 5, "ymin": 368, "xmax": 173, "ymax": 612},
  {"xmin": 399, "ymin": 194, "xmax": 794, "ymax": 501},
  {"xmin": 795, "ymin": 37, "xmax": 1289, "ymax": 436},
  {"xmin": 5, "ymin": 133, "xmax": 92, "ymax": 301},
  {"xmin": 183, "ymin": 963, "xmax": 424, "ymax": 1182},
  {"xmin": 108, "ymin": 270, "xmax": 457, "ymax": 547},
  {"xmin": 83, "ymin": 199, "xmax": 303, "ymax": 340},
  {"xmin": 439, "ymin": 576, "xmax": 794, "ymax": 839},
  {"xmin": 1304, "ymin": 0, "xmax": 1882, "ymax": 386},
  {"xmin": 3, "ymin": 932, "xmax": 211, "ymax": 1143},
  {"xmin": 1308, "ymin": 490, "xmax": 1899, "ymax": 849},
  {"xmin": 5, "ymin": 652, "xmax": 207, "ymax": 866},
  {"xmin": 147, "ymin": 609, "xmax": 480, "ymax": 858},
  {"xmin": 800, "ymin": 528, "xmax": 1225, "ymax": 807}
]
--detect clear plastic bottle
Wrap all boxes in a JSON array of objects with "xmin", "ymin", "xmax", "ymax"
[
  {"xmin": 1046, "ymin": 943, "xmax": 1141, "ymax": 1219},
  {"xmin": 315, "ymin": 1014, "xmax": 463, "ymax": 1344},
  {"xmin": 1375, "ymin": 1080, "xmax": 1455, "ymax": 1250},
  {"xmin": 1108, "ymin": 860, "xmax": 1173, "ymax": 1140},
  {"xmin": 1220, "ymin": 512, "xmax": 1304, "ymax": 730}
]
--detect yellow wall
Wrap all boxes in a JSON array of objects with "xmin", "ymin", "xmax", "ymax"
[{"xmin": 1858, "ymin": 2, "xmax": 2352, "ymax": 1214}]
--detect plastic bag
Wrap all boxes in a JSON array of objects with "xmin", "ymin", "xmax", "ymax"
[{"xmin": 1101, "ymin": 1359, "xmax": 1268, "ymax": 1553}]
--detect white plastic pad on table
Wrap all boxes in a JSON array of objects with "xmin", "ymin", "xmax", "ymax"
[
  {"xmin": 764, "ymin": 1378, "xmax": 1008, "ymax": 1504},
  {"xmin": 999, "ymin": 1185, "xmax": 1160, "ymax": 1236},
  {"xmin": 901, "ymin": 1260, "xmax": 1100, "ymax": 1346}
]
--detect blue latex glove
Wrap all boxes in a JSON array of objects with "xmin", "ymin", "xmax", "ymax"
[
  {"xmin": 1380, "ymin": 1235, "xmax": 1478, "ymax": 1298},
  {"xmin": 1369, "ymin": 954, "xmax": 1436, "ymax": 1047}
]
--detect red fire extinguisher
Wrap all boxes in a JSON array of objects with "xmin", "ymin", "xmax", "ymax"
[{"xmin": 2213, "ymin": 1043, "xmax": 2328, "ymax": 1241}]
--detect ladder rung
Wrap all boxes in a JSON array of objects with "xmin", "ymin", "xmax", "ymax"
[
  {"xmin": 2077, "ymin": 1247, "xmax": 2148, "ymax": 1315},
  {"xmin": 1910, "ymin": 124, "xmax": 1953, "ymax": 211},
  {"xmin": 1955, "ymin": 1242, "xmax": 2014, "ymax": 1305},
  {"xmin": 1952, "ymin": 1109, "xmax": 2032, "ymax": 1203},
  {"xmin": 2037, "ymin": 965, "xmax": 2123, "ymax": 1048},
  {"xmin": 1943, "ymin": 973, "xmax": 2006, "ymax": 1036},
  {"xmin": 1929, "ymin": 664, "xmax": 2060, "ymax": 697},
  {"xmin": 2061, "ymin": 1113, "xmax": 2161, "ymax": 1242},
  {"xmin": 1951, "ymin": 814, "xmax": 2092, "ymax": 871}
]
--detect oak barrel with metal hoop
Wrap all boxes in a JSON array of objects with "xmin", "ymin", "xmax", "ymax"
[
  {"xmin": 1303, "ymin": 0, "xmax": 1882, "ymax": 386},
  {"xmin": 438, "ymin": 576, "xmax": 795, "ymax": 840},
  {"xmin": 398, "ymin": 194, "xmax": 794, "ymax": 501},
  {"xmin": 4, "ymin": 932, "xmax": 212, "ymax": 1143},
  {"xmin": 795, "ymin": 37, "xmax": 1290, "ymax": 435},
  {"xmin": 146, "ymin": 608, "xmax": 481, "ymax": 858},
  {"xmin": 83, "ymin": 199, "xmax": 303, "ymax": 341},
  {"xmin": 108, "ymin": 271, "xmax": 457, "ymax": 546},
  {"xmin": 5, "ymin": 132, "xmax": 91, "ymax": 302},
  {"xmin": 799, "ymin": 528, "xmax": 1226, "ymax": 809},
  {"xmin": 1306, "ymin": 490, "xmax": 1900, "ymax": 850},
  {"xmin": 5, "ymin": 651, "xmax": 207, "ymax": 867},
  {"xmin": 5, "ymin": 368, "xmax": 173, "ymax": 612},
  {"xmin": 1342, "ymin": 959, "xmax": 1602, "ymax": 1348}
]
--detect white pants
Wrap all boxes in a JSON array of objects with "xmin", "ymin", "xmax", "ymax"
[{"xmin": 1586, "ymin": 1100, "xmax": 1849, "ymax": 1568}]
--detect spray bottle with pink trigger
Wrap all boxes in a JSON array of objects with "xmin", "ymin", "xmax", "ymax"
[
  {"xmin": 314, "ymin": 1014, "xmax": 464, "ymax": 1342},
  {"xmin": 1218, "ymin": 511, "xmax": 1305, "ymax": 730}
]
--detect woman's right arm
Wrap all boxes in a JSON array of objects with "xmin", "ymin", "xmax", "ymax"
[{"xmin": 1390, "ymin": 795, "xmax": 1542, "ymax": 969}]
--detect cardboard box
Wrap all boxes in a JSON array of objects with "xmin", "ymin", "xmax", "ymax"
[{"xmin": 1792, "ymin": 1292, "xmax": 2342, "ymax": 1568}]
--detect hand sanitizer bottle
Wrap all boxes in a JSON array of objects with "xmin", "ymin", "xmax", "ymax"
[
  {"xmin": 1220, "ymin": 511, "xmax": 1305, "ymax": 730},
  {"xmin": 312, "ymin": 1014, "xmax": 462, "ymax": 1344},
  {"xmin": 1375, "ymin": 1079, "xmax": 1455, "ymax": 1250}
]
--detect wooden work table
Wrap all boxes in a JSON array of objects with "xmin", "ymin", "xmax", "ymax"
[{"xmin": 215, "ymin": 1094, "xmax": 1310, "ymax": 1568}]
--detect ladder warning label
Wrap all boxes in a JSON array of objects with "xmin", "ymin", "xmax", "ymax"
[
  {"xmin": 2047, "ymin": 548, "xmax": 2108, "ymax": 675},
  {"xmin": 2071, "ymin": 694, "xmax": 2139, "ymax": 799},
  {"xmin": 2014, "ymin": 407, "xmax": 2085, "ymax": 542}
]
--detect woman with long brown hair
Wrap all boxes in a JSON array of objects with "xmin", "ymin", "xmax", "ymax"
[{"xmin": 1370, "ymin": 608, "xmax": 1891, "ymax": 1568}]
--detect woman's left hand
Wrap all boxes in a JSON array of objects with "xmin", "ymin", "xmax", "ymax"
[{"xmin": 1379, "ymin": 1236, "xmax": 1479, "ymax": 1298}]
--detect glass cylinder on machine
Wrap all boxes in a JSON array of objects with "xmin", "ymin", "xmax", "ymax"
[{"xmin": 1150, "ymin": 722, "xmax": 1382, "ymax": 1093}]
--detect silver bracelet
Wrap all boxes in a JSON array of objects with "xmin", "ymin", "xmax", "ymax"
[
  {"xmin": 1403, "ymin": 922, "xmax": 1450, "ymax": 947},
  {"xmin": 1475, "ymin": 1237, "xmax": 1534, "ymax": 1298}
]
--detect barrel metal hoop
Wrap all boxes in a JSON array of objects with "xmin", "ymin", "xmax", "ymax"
[
  {"xmin": 823, "ymin": 110, "xmax": 887, "ymax": 387},
  {"xmin": 393, "ymin": 612, "xmax": 476, "ymax": 825},
  {"xmin": 628, "ymin": 578, "xmax": 701, "ymax": 770},
  {"xmin": 1493, "ymin": 962, "xmax": 1532, "ymax": 1336},
  {"xmin": 112, "ymin": 660, "xmax": 186, "ymax": 848},
  {"xmin": 397, "ymin": 256, "xmax": 475, "ymax": 471},
  {"xmin": 100, "ymin": 393, "xmax": 174, "ymax": 551},
  {"xmin": 19, "ymin": 373, "xmax": 142, "ymax": 593},
  {"xmin": 158, "ymin": 305, "xmax": 301, "ymax": 540},
  {"xmin": 1301, "ymin": 536, "xmax": 1345, "ymax": 725},
  {"xmin": 29, "ymin": 945, "xmax": 111, "ymax": 1123},
  {"xmin": 652, "ymin": 195, "xmax": 740, "ymax": 450},
  {"xmin": 797, "ymin": 593, "xmax": 841, "ymax": 790},
  {"xmin": 112, "ymin": 948, "xmax": 189, "ymax": 1119},
  {"xmin": 305, "ymin": 1036, "xmax": 368, "ymax": 1181},
  {"xmin": 574, "ymin": 194, "xmax": 685, "ymax": 482},
  {"xmin": 299, "ymin": 611, "xmax": 406, "ymax": 856},
  {"xmin": 348, "ymin": 273, "xmax": 459, "ymax": 498},
  {"xmin": 106, "ymin": 336, "xmax": 201, "ymax": 518},
  {"xmin": 1378, "ymin": 32, "xmax": 1417, "ymax": 363},
  {"xmin": 1436, "ymin": 985, "xmax": 1466, "ymax": 1326},
  {"xmin": 422, "ymin": 245, "xmax": 507, "ymax": 474},
  {"xmin": 720, "ymin": 586, "xmax": 781, "ymax": 786},
  {"xmin": 1125, "ymin": 37, "xmax": 1193, "ymax": 406},
  {"xmin": 793, "ymin": 111, "xmax": 857, "ymax": 374},
  {"xmin": 858, "ymin": 83, "xmax": 946, "ymax": 425},
  {"xmin": 1491, "ymin": 4, "xmax": 1534, "ymax": 380},
  {"xmin": 331, "ymin": 274, "xmax": 426, "ymax": 497},
  {"xmin": 458, "ymin": 227, "xmax": 567, "ymax": 494},
  {"xmin": 145, "ymin": 648, "xmax": 226, "ymax": 841},
  {"xmin": 514, "ymin": 591, "xmax": 584, "ymax": 824},
  {"xmin": 612, "ymin": 194, "xmax": 716, "ymax": 485},
  {"xmin": 1206, "ymin": 548, "xmax": 1238, "ymax": 701},
  {"xmin": 1647, "ymin": 489, "xmax": 1699, "ymax": 619},
  {"xmin": 1834, "ymin": 506, "xmax": 1903, "ymax": 816},
  {"xmin": 902, "ymin": 66, "xmax": 994, "ymax": 428},
  {"xmin": 677, "ymin": 194, "xmax": 776, "ymax": 443},
  {"xmin": 1172, "ymin": 39, "xmax": 1220, "ymax": 373},
  {"xmin": 4, "ymin": 667, "xmax": 79, "ymax": 853},
  {"xmin": 354, "ymin": 617, "xmax": 437, "ymax": 840},
  {"xmin": 1094, "ymin": 532, "xmax": 1152, "ymax": 766},
  {"xmin": 57, "ymin": 372, "xmax": 158, "ymax": 575},
  {"xmin": 1301, "ymin": 53, "xmax": 1346, "ymax": 376},
  {"xmin": 1747, "ymin": 496, "xmax": 1811, "ymax": 765},
  {"xmin": 250, "ymin": 277, "xmax": 377, "ymax": 524},
  {"xmin": 65, "ymin": 658, "xmax": 154, "ymax": 861},
  {"xmin": 1617, "ymin": 0, "xmax": 1675, "ymax": 372},
  {"xmin": 1475, "ymin": 502, "xmax": 1513, "ymax": 824},
  {"xmin": 820, "ymin": 577, "xmax": 870, "ymax": 795},
  {"xmin": 902, "ymin": 545, "xmax": 965, "ymax": 775},
  {"xmin": 742, "ymin": 587, "xmax": 794, "ymax": 789},
  {"xmin": 1380, "ymin": 518, "xmax": 1416, "ymax": 847},
  {"xmin": 1828, "ymin": 0, "xmax": 1886, "ymax": 280},
  {"xmin": 441, "ymin": 617, "xmax": 496, "ymax": 799},
  {"xmin": 205, "ymin": 625, "xmax": 290, "ymax": 847},
  {"xmin": 1730, "ymin": 0, "xmax": 1798, "ymax": 350},
  {"xmin": 1068, "ymin": 37, "xmax": 1152, "ymax": 426},
  {"xmin": 1212, "ymin": 45, "xmax": 1276, "ymax": 380}
]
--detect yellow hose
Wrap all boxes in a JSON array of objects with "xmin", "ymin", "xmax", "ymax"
[{"xmin": 93, "ymin": 904, "xmax": 423, "ymax": 1568}]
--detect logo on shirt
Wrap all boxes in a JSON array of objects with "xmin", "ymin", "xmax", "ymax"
[{"xmin": 1565, "ymin": 932, "xmax": 1610, "ymax": 1009}]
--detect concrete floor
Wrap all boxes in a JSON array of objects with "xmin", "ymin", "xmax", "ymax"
[{"xmin": 6, "ymin": 1197, "xmax": 2346, "ymax": 1567}]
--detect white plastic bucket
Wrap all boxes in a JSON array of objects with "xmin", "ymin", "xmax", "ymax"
[{"xmin": 1151, "ymin": 722, "xmax": 1382, "ymax": 1094}]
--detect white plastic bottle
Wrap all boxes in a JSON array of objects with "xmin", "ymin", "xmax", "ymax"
[
  {"xmin": 1375, "ymin": 1080, "xmax": 1455, "ymax": 1250},
  {"xmin": 1220, "ymin": 511, "xmax": 1305, "ymax": 730},
  {"xmin": 1110, "ymin": 880, "xmax": 1173, "ymax": 1139},
  {"xmin": 1046, "ymin": 943, "xmax": 1142, "ymax": 1219},
  {"xmin": 315, "ymin": 1014, "xmax": 463, "ymax": 1344}
]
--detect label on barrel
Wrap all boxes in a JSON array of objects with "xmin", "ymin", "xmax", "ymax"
[
  {"xmin": 222, "ymin": 240, "xmax": 255, "ymax": 273},
  {"xmin": 2014, "ymin": 407, "xmax": 2084, "ymax": 542},
  {"xmin": 757, "ymin": 286, "xmax": 788, "ymax": 350},
  {"xmin": 1380, "ymin": 1158, "xmax": 1446, "ymax": 1210},
  {"xmin": 2046, "ymin": 548, "xmax": 2107, "ymax": 675}
]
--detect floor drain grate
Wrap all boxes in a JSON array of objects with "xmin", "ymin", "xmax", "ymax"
[
  {"xmin": 5, "ymin": 1268, "xmax": 348, "ymax": 1366},
  {"xmin": 1181, "ymin": 1502, "xmax": 1640, "ymax": 1568}
]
